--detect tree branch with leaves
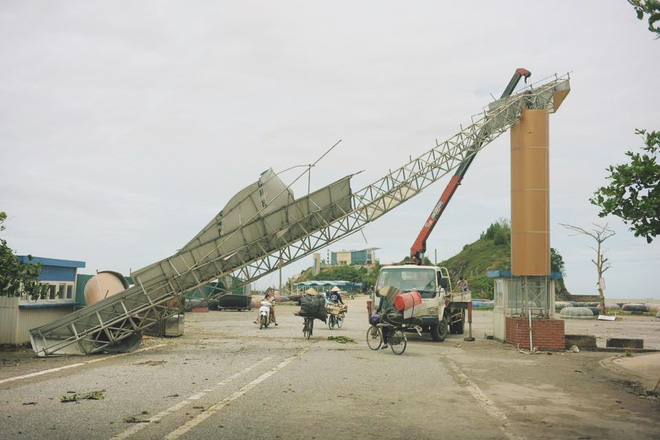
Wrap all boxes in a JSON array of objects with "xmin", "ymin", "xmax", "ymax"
[
  {"xmin": 628, "ymin": 0, "xmax": 660, "ymax": 37},
  {"xmin": 591, "ymin": 130, "xmax": 660, "ymax": 243},
  {"xmin": 0, "ymin": 211, "xmax": 49, "ymax": 299}
]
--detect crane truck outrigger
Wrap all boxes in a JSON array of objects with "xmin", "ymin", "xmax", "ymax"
[{"xmin": 370, "ymin": 69, "xmax": 532, "ymax": 342}]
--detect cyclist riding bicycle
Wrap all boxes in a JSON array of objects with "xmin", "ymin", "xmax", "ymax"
[{"xmin": 327, "ymin": 286, "xmax": 344, "ymax": 305}]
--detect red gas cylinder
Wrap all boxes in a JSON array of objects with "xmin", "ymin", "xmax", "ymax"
[{"xmin": 394, "ymin": 291, "xmax": 422, "ymax": 311}]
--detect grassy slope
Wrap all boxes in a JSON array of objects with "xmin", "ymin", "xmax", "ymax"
[
  {"xmin": 437, "ymin": 238, "xmax": 510, "ymax": 300},
  {"xmin": 437, "ymin": 234, "xmax": 571, "ymax": 300}
]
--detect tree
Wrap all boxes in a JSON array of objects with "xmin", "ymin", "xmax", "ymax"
[
  {"xmin": 550, "ymin": 247, "xmax": 566, "ymax": 277},
  {"xmin": 591, "ymin": 130, "xmax": 660, "ymax": 243},
  {"xmin": 560, "ymin": 223, "xmax": 615, "ymax": 313},
  {"xmin": 0, "ymin": 212, "xmax": 48, "ymax": 298},
  {"xmin": 628, "ymin": 0, "xmax": 660, "ymax": 38}
]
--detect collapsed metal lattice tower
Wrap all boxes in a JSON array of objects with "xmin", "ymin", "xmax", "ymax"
[{"xmin": 30, "ymin": 74, "xmax": 570, "ymax": 356}]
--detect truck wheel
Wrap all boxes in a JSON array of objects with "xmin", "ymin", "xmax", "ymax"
[
  {"xmin": 450, "ymin": 310, "xmax": 465, "ymax": 334},
  {"xmin": 430, "ymin": 314, "xmax": 449, "ymax": 342}
]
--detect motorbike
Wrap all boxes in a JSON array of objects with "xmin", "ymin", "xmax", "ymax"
[{"xmin": 259, "ymin": 300, "xmax": 272, "ymax": 329}]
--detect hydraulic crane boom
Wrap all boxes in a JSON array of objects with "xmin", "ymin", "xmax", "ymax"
[{"xmin": 410, "ymin": 68, "xmax": 531, "ymax": 265}]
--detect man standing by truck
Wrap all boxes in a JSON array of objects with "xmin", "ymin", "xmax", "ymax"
[{"xmin": 456, "ymin": 277, "xmax": 469, "ymax": 292}]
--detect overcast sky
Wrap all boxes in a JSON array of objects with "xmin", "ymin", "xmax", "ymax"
[{"xmin": 1, "ymin": 1, "xmax": 659, "ymax": 300}]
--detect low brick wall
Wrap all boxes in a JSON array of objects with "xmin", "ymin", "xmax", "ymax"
[{"xmin": 506, "ymin": 317, "xmax": 565, "ymax": 351}]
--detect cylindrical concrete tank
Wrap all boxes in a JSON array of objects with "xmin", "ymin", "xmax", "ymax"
[
  {"xmin": 84, "ymin": 271, "xmax": 129, "ymax": 306},
  {"xmin": 510, "ymin": 109, "xmax": 550, "ymax": 276}
]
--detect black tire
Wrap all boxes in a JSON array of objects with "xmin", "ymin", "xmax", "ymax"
[
  {"xmin": 260, "ymin": 314, "xmax": 267, "ymax": 329},
  {"xmin": 389, "ymin": 329, "xmax": 407, "ymax": 355},
  {"xmin": 450, "ymin": 310, "xmax": 465, "ymax": 334},
  {"xmin": 430, "ymin": 314, "xmax": 449, "ymax": 342},
  {"xmin": 366, "ymin": 325, "xmax": 382, "ymax": 350},
  {"xmin": 337, "ymin": 316, "xmax": 343, "ymax": 329},
  {"xmin": 328, "ymin": 315, "xmax": 335, "ymax": 330}
]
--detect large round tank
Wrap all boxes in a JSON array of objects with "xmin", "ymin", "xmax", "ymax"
[{"xmin": 84, "ymin": 271, "xmax": 129, "ymax": 306}]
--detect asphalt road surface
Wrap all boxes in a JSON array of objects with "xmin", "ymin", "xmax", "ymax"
[{"xmin": 1, "ymin": 297, "xmax": 658, "ymax": 440}]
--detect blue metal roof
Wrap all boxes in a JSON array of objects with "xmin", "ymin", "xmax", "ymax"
[
  {"xmin": 17, "ymin": 256, "xmax": 86, "ymax": 268},
  {"xmin": 487, "ymin": 270, "xmax": 563, "ymax": 279}
]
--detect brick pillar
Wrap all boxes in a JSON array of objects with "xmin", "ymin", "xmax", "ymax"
[{"xmin": 506, "ymin": 316, "xmax": 565, "ymax": 351}]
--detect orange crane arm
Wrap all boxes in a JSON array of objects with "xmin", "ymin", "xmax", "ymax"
[{"xmin": 410, "ymin": 68, "xmax": 531, "ymax": 265}]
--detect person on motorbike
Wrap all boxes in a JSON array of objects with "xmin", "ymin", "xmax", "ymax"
[{"xmin": 254, "ymin": 287, "xmax": 278, "ymax": 325}]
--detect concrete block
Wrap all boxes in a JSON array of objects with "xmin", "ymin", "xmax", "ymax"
[
  {"xmin": 606, "ymin": 338, "xmax": 643, "ymax": 349},
  {"xmin": 565, "ymin": 334, "xmax": 597, "ymax": 350}
]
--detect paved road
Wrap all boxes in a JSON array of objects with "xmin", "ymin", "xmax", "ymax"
[{"xmin": 1, "ymin": 297, "xmax": 658, "ymax": 439}]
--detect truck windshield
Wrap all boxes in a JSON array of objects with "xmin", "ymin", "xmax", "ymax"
[{"xmin": 376, "ymin": 268, "xmax": 437, "ymax": 298}]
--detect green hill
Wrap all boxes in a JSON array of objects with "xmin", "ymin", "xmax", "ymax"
[{"xmin": 437, "ymin": 220, "xmax": 569, "ymax": 300}]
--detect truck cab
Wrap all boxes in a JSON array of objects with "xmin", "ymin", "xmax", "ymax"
[{"xmin": 370, "ymin": 265, "xmax": 471, "ymax": 341}]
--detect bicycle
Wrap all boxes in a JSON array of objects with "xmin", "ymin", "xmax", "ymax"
[
  {"xmin": 302, "ymin": 316, "xmax": 314, "ymax": 339},
  {"xmin": 327, "ymin": 312, "xmax": 345, "ymax": 330},
  {"xmin": 365, "ymin": 323, "xmax": 407, "ymax": 355}
]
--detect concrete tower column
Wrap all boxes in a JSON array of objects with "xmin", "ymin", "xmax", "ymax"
[{"xmin": 510, "ymin": 109, "xmax": 550, "ymax": 276}]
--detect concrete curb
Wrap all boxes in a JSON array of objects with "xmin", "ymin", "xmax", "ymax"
[{"xmin": 600, "ymin": 352, "xmax": 660, "ymax": 392}]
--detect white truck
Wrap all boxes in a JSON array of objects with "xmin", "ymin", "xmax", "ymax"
[{"xmin": 369, "ymin": 264, "xmax": 472, "ymax": 342}]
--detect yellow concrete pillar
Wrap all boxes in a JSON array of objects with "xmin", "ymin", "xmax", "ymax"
[{"xmin": 510, "ymin": 109, "xmax": 550, "ymax": 276}]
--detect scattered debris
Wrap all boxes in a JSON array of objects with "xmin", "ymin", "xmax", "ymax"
[
  {"xmin": 327, "ymin": 336, "xmax": 356, "ymax": 344},
  {"xmin": 61, "ymin": 390, "xmax": 105, "ymax": 403},
  {"xmin": 123, "ymin": 416, "xmax": 149, "ymax": 424},
  {"xmin": 123, "ymin": 410, "xmax": 150, "ymax": 423},
  {"xmin": 570, "ymin": 345, "xmax": 580, "ymax": 353},
  {"xmin": 616, "ymin": 379, "xmax": 660, "ymax": 401},
  {"xmin": 135, "ymin": 360, "xmax": 167, "ymax": 366},
  {"xmin": 598, "ymin": 315, "xmax": 616, "ymax": 321},
  {"xmin": 22, "ymin": 402, "xmax": 37, "ymax": 406}
]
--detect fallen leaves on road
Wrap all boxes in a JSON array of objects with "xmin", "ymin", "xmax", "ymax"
[
  {"xmin": 61, "ymin": 390, "xmax": 105, "ymax": 403},
  {"xmin": 327, "ymin": 336, "xmax": 356, "ymax": 344}
]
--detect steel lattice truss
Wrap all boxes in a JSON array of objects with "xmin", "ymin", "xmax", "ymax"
[
  {"xmin": 30, "ymin": 74, "xmax": 570, "ymax": 356},
  {"xmin": 227, "ymin": 74, "xmax": 571, "ymax": 290}
]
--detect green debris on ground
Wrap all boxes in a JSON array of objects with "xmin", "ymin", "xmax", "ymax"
[
  {"xmin": 327, "ymin": 336, "xmax": 356, "ymax": 344},
  {"xmin": 123, "ymin": 416, "xmax": 150, "ymax": 423},
  {"xmin": 123, "ymin": 410, "xmax": 150, "ymax": 423},
  {"xmin": 61, "ymin": 390, "xmax": 105, "ymax": 403}
]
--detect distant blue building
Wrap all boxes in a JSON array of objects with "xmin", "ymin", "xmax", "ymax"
[
  {"xmin": 329, "ymin": 248, "xmax": 378, "ymax": 266},
  {"xmin": 17, "ymin": 256, "xmax": 86, "ymax": 302}
]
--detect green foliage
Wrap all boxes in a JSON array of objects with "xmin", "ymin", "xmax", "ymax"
[
  {"xmin": 439, "ymin": 221, "xmax": 512, "ymax": 299},
  {"xmin": 398, "ymin": 255, "xmax": 433, "ymax": 266},
  {"xmin": 0, "ymin": 211, "xmax": 48, "ymax": 298},
  {"xmin": 438, "ymin": 221, "xmax": 570, "ymax": 300},
  {"xmin": 309, "ymin": 265, "xmax": 366, "ymax": 283},
  {"xmin": 591, "ymin": 129, "xmax": 660, "ymax": 243},
  {"xmin": 550, "ymin": 247, "xmax": 566, "ymax": 276},
  {"xmin": 628, "ymin": 0, "xmax": 660, "ymax": 37},
  {"xmin": 480, "ymin": 218, "xmax": 511, "ymax": 245},
  {"xmin": 294, "ymin": 261, "xmax": 382, "ymax": 290}
]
